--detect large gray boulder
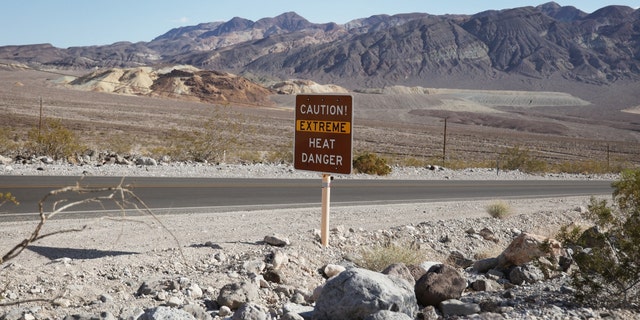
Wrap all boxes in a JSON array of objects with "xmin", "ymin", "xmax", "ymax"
[
  {"xmin": 313, "ymin": 268, "xmax": 417, "ymax": 320},
  {"xmin": 414, "ymin": 264, "xmax": 467, "ymax": 307}
]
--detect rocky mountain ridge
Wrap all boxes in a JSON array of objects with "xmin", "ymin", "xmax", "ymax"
[{"xmin": 1, "ymin": 2, "xmax": 639, "ymax": 90}]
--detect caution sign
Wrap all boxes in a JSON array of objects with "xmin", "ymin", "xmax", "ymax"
[{"xmin": 294, "ymin": 94, "xmax": 353, "ymax": 174}]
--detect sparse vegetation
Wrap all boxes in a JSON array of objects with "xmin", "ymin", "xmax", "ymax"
[
  {"xmin": 499, "ymin": 146, "xmax": 547, "ymax": 173},
  {"xmin": 162, "ymin": 108, "xmax": 248, "ymax": 163},
  {"xmin": 355, "ymin": 241, "xmax": 423, "ymax": 272},
  {"xmin": 353, "ymin": 152, "xmax": 392, "ymax": 175},
  {"xmin": 25, "ymin": 119, "xmax": 83, "ymax": 160},
  {"xmin": 560, "ymin": 169, "xmax": 640, "ymax": 309},
  {"xmin": 0, "ymin": 192, "xmax": 19, "ymax": 208},
  {"xmin": 486, "ymin": 200, "xmax": 513, "ymax": 219},
  {"xmin": 0, "ymin": 127, "xmax": 18, "ymax": 156}
]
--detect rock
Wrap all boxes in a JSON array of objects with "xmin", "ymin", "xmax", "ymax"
[
  {"xmin": 217, "ymin": 281, "xmax": 260, "ymax": 310},
  {"xmin": 39, "ymin": 156, "xmax": 54, "ymax": 164},
  {"xmin": 137, "ymin": 279, "xmax": 170, "ymax": 296},
  {"xmin": 473, "ymin": 257, "xmax": 498, "ymax": 273},
  {"xmin": 243, "ymin": 259, "xmax": 266, "ymax": 275},
  {"xmin": 182, "ymin": 304, "xmax": 212, "ymax": 320},
  {"xmin": 415, "ymin": 264, "xmax": 467, "ymax": 307},
  {"xmin": 363, "ymin": 310, "xmax": 414, "ymax": 320},
  {"xmin": 407, "ymin": 264, "xmax": 427, "ymax": 281},
  {"xmin": 478, "ymin": 227, "xmax": 499, "ymax": 243},
  {"xmin": 508, "ymin": 264, "xmax": 545, "ymax": 285},
  {"xmin": 447, "ymin": 251, "xmax": 474, "ymax": 269},
  {"xmin": 314, "ymin": 268, "xmax": 417, "ymax": 320},
  {"xmin": 166, "ymin": 296, "xmax": 183, "ymax": 307},
  {"xmin": 439, "ymin": 299, "xmax": 481, "ymax": 316},
  {"xmin": 187, "ymin": 283, "xmax": 203, "ymax": 298},
  {"xmin": 471, "ymin": 278, "xmax": 500, "ymax": 292},
  {"xmin": 381, "ymin": 263, "xmax": 415, "ymax": 285},
  {"xmin": 263, "ymin": 270, "xmax": 283, "ymax": 283},
  {"xmin": 264, "ymin": 234, "xmax": 290, "ymax": 247},
  {"xmin": 218, "ymin": 306, "xmax": 232, "ymax": 317},
  {"xmin": 231, "ymin": 302, "xmax": 270, "ymax": 320},
  {"xmin": 99, "ymin": 293, "xmax": 113, "ymax": 303},
  {"xmin": 323, "ymin": 264, "xmax": 346, "ymax": 278},
  {"xmin": 269, "ymin": 249, "xmax": 288, "ymax": 270},
  {"xmin": 498, "ymin": 232, "xmax": 563, "ymax": 267},
  {"xmin": 138, "ymin": 306, "xmax": 196, "ymax": 320},
  {"xmin": 136, "ymin": 156, "xmax": 157, "ymax": 166},
  {"xmin": 0, "ymin": 155, "xmax": 12, "ymax": 165},
  {"xmin": 53, "ymin": 298, "xmax": 72, "ymax": 307},
  {"xmin": 282, "ymin": 312, "xmax": 306, "ymax": 320}
]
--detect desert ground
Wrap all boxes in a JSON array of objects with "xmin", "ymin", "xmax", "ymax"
[{"xmin": 1, "ymin": 65, "xmax": 640, "ymax": 168}]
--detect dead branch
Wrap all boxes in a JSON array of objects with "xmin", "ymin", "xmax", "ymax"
[{"xmin": 1, "ymin": 178, "xmax": 183, "ymax": 265}]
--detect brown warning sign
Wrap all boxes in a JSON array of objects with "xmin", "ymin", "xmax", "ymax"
[{"xmin": 294, "ymin": 94, "xmax": 353, "ymax": 174}]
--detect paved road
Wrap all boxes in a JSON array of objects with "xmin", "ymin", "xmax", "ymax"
[{"xmin": 0, "ymin": 176, "xmax": 613, "ymax": 221}]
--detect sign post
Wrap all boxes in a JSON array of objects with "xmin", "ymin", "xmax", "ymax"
[{"xmin": 294, "ymin": 94, "xmax": 353, "ymax": 247}]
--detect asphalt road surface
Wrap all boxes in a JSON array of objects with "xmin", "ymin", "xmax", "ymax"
[{"xmin": 0, "ymin": 176, "xmax": 614, "ymax": 221}]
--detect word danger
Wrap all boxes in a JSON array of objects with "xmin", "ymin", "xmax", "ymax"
[{"xmin": 300, "ymin": 153, "xmax": 343, "ymax": 166}]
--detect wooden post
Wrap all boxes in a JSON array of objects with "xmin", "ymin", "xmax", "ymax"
[{"xmin": 321, "ymin": 174, "xmax": 331, "ymax": 247}]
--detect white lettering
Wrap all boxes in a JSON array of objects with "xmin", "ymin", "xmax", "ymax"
[
  {"xmin": 309, "ymin": 138, "xmax": 336, "ymax": 149},
  {"xmin": 300, "ymin": 153, "xmax": 343, "ymax": 166},
  {"xmin": 299, "ymin": 104, "xmax": 347, "ymax": 116}
]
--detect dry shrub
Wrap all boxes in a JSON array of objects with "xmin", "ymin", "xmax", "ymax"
[
  {"xmin": 356, "ymin": 241, "xmax": 423, "ymax": 272},
  {"xmin": 486, "ymin": 201, "xmax": 513, "ymax": 219},
  {"xmin": 25, "ymin": 118, "xmax": 84, "ymax": 160},
  {"xmin": 353, "ymin": 152, "xmax": 391, "ymax": 176}
]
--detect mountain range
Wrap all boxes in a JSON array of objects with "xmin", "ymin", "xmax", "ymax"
[{"xmin": 1, "ymin": 2, "xmax": 639, "ymax": 91}]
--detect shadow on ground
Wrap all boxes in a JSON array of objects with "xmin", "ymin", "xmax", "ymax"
[{"xmin": 27, "ymin": 245, "xmax": 138, "ymax": 260}]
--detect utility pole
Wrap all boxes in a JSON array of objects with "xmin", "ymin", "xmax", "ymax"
[
  {"xmin": 38, "ymin": 97, "xmax": 43, "ymax": 137},
  {"xmin": 442, "ymin": 117, "xmax": 447, "ymax": 167}
]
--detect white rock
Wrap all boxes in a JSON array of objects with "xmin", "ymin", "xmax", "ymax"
[{"xmin": 324, "ymin": 264, "xmax": 346, "ymax": 278}]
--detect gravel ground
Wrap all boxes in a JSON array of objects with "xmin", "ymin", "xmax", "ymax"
[{"xmin": 1, "ymin": 162, "xmax": 633, "ymax": 319}]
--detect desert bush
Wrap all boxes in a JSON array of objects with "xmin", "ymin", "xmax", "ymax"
[
  {"xmin": 353, "ymin": 152, "xmax": 391, "ymax": 175},
  {"xmin": 486, "ymin": 200, "xmax": 513, "ymax": 219},
  {"xmin": 25, "ymin": 119, "xmax": 83, "ymax": 160},
  {"xmin": 499, "ymin": 146, "xmax": 547, "ymax": 173},
  {"xmin": 562, "ymin": 169, "xmax": 640, "ymax": 309},
  {"xmin": 264, "ymin": 143, "xmax": 293, "ymax": 164},
  {"xmin": 0, "ymin": 127, "xmax": 18, "ymax": 155},
  {"xmin": 164, "ymin": 108, "xmax": 248, "ymax": 163},
  {"xmin": 356, "ymin": 241, "xmax": 423, "ymax": 272},
  {"xmin": 0, "ymin": 192, "xmax": 19, "ymax": 207}
]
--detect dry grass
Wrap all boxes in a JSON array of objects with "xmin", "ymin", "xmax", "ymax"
[
  {"xmin": 355, "ymin": 241, "xmax": 424, "ymax": 272},
  {"xmin": 486, "ymin": 201, "xmax": 514, "ymax": 219}
]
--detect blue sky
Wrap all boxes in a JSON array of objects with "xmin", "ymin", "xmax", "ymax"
[{"xmin": 1, "ymin": 1, "xmax": 637, "ymax": 48}]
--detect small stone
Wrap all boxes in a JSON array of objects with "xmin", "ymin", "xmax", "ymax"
[
  {"xmin": 323, "ymin": 264, "xmax": 346, "ymax": 278},
  {"xmin": 187, "ymin": 283, "xmax": 203, "ymax": 298},
  {"xmin": 53, "ymin": 297, "xmax": 72, "ymax": 307},
  {"xmin": 264, "ymin": 234, "xmax": 290, "ymax": 246},
  {"xmin": 166, "ymin": 296, "xmax": 182, "ymax": 307},
  {"xmin": 99, "ymin": 293, "xmax": 113, "ymax": 303},
  {"xmin": 155, "ymin": 291, "xmax": 167, "ymax": 301},
  {"xmin": 218, "ymin": 306, "xmax": 232, "ymax": 317},
  {"xmin": 439, "ymin": 299, "xmax": 481, "ymax": 316},
  {"xmin": 270, "ymin": 249, "xmax": 289, "ymax": 270}
]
